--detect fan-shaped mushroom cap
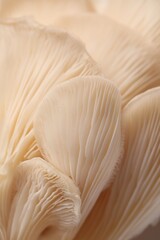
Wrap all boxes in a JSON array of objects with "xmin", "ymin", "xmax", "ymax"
[
  {"xmin": 54, "ymin": 13, "xmax": 160, "ymax": 107},
  {"xmin": 75, "ymin": 87, "xmax": 160, "ymax": 240},
  {"xmin": 0, "ymin": 158, "xmax": 81, "ymax": 240},
  {"xmin": 34, "ymin": 77, "xmax": 122, "ymax": 228},
  {"xmin": 105, "ymin": 0, "xmax": 160, "ymax": 50},
  {"xmin": 0, "ymin": 0, "xmax": 93, "ymax": 24},
  {"xmin": 0, "ymin": 19, "xmax": 101, "ymax": 172}
]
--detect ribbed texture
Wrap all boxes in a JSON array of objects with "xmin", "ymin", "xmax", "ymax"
[
  {"xmin": 106, "ymin": 0, "xmax": 160, "ymax": 50},
  {"xmin": 34, "ymin": 76, "xmax": 122, "ymax": 230},
  {"xmin": 0, "ymin": 158, "xmax": 81, "ymax": 240},
  {"xmin": 75, "ymin": 87, "xmax": 160, "ymax": 240},
  {"xmin": 54, "ymin": 13, "xmax": 160, "ymax": 107},
  {"xmin": 0, "ymin": 19, "xmax": 101, "ymax": 171}
]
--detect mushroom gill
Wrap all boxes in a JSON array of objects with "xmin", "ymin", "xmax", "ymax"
[
  {"xmin": 0, "ymin": 18, "xmax": 123, "ymax": 240},
  {"xmin": 0, "ymin": 18, "xmax": 101, "ymax": 172},
  {"xmin": 34, "ymin": 77, "xmax": 122, "ymax": 230},
  {"xmin": 0, "ymin": 158, "xmax": 81, "ymax": 240},
  {"xmin": 0, "ymin": 1, "xmax": 159, "ymax": 239},
  {"xmin": 105, "ymin": 0, "xmax": 160, "ymax": 51},
  {"xmin": 75, "ymin": 87, "xmax": 160, "ymax": 240},
  {"xmin": 53, "ymin": 13, "xmax": 160, "ymax": 107}
]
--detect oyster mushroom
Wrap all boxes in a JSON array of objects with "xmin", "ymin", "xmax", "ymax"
[
  {"xmin": 34, "ymin": 76, "xmax": 122, "ymax": 231},
  {"xmin": 0, "ymin": 18, "xmax": 100, "ymax": 238},
  {"xmin": 54, "ymin": 13, "xmax": 160, "ymax": 107},
  {"xmin": 3, "ymin": 158, "xmax": 81, "ymax": 240},
  {"xmin": 0, "ymin": 18, "xmax": 101, "ymax": 171},
  {"xmin": 0, "ymin": 1, "xmax": 159, "ymax": 239},
  {"xmin": 75, "ymin": 87, "xmax": 160, "ymax": 240},
  {"xmin": 0, "ymin": 19, "xmax": 122, "ymax": 240}
]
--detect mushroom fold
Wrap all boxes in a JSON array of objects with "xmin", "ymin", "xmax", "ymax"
[
  {"xmin": 75, "ymin": 87, "xmax": 160, "ymax": 240},
  {"xmin": 0, "ymin": 19, "xmax": 104, "ymax": 240},
  {"xmin": 54, "ymin": 13, "xmax": 160, "ymax": 107},
  {"xmin": 34, "ymin": 76, "xmax": 122, "ymax": 230},
  {"xmin": 0, "ymin": 19, "xmax": 101, "ymax": 172},
  {"xmin": 0, "ymin": 158, "xmax": 81, "ymax": 240}
]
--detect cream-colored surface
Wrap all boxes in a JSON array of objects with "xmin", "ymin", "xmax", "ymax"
[
  {"xmin": 0, "ymin": 0, "xmax": 160, "ymax": 239},
  {"xmin": 0, "ymin": 0, "xmax": 93, "ymax": 24},
  {"xmin": 34, "ymin": 77, "xmax": 122, "ymax": 237},
  {"xmin": 0, "ymin": 18, "xmax": 100, "ymax": 169},
  {"xmin": 104, "ymin": 0, "xmax": 160, "ymax": 50},
  {"xmin": 75, "ymin": 87, "xmax": 160, "ymax": 240},
  {"xmin": 54, "ymin": 13, "xmax": 160, "ymax": 107},
  {"xmin": 0, "ymin": 19, "xmax": 107, "ymax": 240},
  {"xmin": 1, "ymin": 158, "xmax": 81, "ymax": 240}
]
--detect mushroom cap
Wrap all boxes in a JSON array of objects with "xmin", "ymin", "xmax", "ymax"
[
  {"xmin": 54, "ymin": 13, "xmax": 160, "ymax": 107},
  {"xmin": 34, "ymin": 76, "xmax": 122, "ymax": 229},
  {"xmin": 0, "ymin": 18, "xmax": 101, "ymax": 171},
  {"xmin": 0, "ymin": 158, "xmax": 81, "ymax": 240},
  {"xmin": 75, "ymin": 87, "xmax": 160, "ymax": 240}
]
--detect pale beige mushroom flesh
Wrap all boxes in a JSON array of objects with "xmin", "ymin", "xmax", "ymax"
[
  {"xmin": 0, "ymin": 19, "xmax": 122, "ymax": 240},
  {"xmin": 53, "ymin": 13, "xmax": 160, "ymax": 107},
  {"xmin": 0, "ymin": 1, "xmax": 160, "ymax": 240},
  {"xmin": 34, "ymin": 76, "xmax": 122, "ymax": 236},
  {"xmin": 75, "ymin": 87, "xmax": 160, "ymax": 240}
]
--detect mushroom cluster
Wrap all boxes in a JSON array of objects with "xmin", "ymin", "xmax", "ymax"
[{"xmin": 0, "ymin": 1, "xmax": 160, "ymax": 240}]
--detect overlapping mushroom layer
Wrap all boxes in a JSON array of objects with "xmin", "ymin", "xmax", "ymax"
[
  {"xmin": 34, "ymin": 77, "xmax": 122, "ymax": 227},
  {"xmin": 54, "ymin": 13, "xmax": 160, "ymax": 107},
  {"xmin": 0, "ymin": 0, "xmax": 160, "ymax": 240},
  {"xmin": 75, "ymin": 87, "xmax": 160, "ymax": 240},
  {"xmin": 0, "ymin": 19, "xmax": 122, "ymax": 240}
]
